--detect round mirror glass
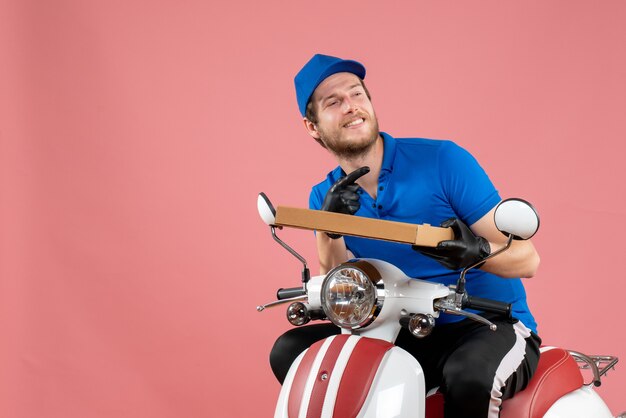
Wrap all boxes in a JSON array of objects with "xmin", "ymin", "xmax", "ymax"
[
  {"xmin": 494, "ymin": 198, "xmax": 540, "ymax": 240},
  {"xmin": 257, "ymin": 192, "xmax": 276, "ymax": 226}
]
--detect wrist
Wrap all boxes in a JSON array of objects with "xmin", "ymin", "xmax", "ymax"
[
  {"xmin": 474, "ymin": 238, "xmax": 491, "ymax": 269},
  {"xmin": 479, "ymin": 237, "xmax": 491, "ymax": 257}
]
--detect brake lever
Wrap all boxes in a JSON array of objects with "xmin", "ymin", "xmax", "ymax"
[
  {"xmin": 434, "ymin": 299, "xmax": 497, "ymax": 331},
  {"xmin": 256, "ymin": 295, "xmax": 307, "ymax": 312}
]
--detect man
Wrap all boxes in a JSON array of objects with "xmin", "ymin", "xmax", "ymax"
[{"xmin": 270, "ymin": 53, "xmax": 541, "ymax": 418}]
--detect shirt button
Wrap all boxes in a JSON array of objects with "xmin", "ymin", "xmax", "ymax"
[
  {"xmin": 379, "ymin": 186, "xmax": 384, "ymax": 191},
  {"xmin": 372, "ymin": 203, "xmax": 376, "ymax": 208},
  {"xmin": 378, "ymin": 205, "xmax": 383, "ymax": 209}
]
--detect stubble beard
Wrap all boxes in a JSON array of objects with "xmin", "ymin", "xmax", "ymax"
[{"xmin": 318, "ymin": 116, "xmax": 380, "ymax": 161}]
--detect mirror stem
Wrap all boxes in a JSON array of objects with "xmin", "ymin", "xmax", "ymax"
[
  {"xmin": 270, "ymin": 226, "xmax": 310, "ymax": 288},
  {"xmin": 456, "ymin": 235, "xmax": 514, "ymax": 300}
]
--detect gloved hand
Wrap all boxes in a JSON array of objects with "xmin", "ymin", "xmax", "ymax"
[
  {"xmin": 413, "ymin": 218, "xmax": 490, "ymax": 270},
  {"xmin": 321, "ymin": 166, "xmax": 370, "ymax": 239}
]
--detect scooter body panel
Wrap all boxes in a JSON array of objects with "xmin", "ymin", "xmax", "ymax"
[
  {"xmin": 275, "ymin": 350, "xmax": 306, "ymax": 418},
  {"xmin": 356, "ymin": 346, "xmax": 425, "ymax": 418},
  {"xmin": 274, "ymin": 335, "xmax": 425, "ymax": 418},
  {"xmin": 543, "ymin": 385, "xmax": 614, "ymax": 418}
]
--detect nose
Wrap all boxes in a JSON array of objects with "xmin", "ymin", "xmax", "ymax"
[{"xmin": 341, "ymin": 97, "xmax": 358, "ymax": 114}]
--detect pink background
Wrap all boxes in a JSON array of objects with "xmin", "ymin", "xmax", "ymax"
[{"xmin": 1, "ymin": 1, "xmax": 625, "ymax": 416}]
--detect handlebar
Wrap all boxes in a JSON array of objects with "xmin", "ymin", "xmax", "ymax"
[
  {"xmin": 463, "ymin": 296, "xmax": 512, "ymax": 319},
  {"xmin": 277, "ymin": 287, "xmax": 306, "ymax": 300}
]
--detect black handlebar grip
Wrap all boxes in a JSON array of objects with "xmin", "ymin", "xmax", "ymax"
[
  {"xmin": 465, "ymin": 296, "xmax": 512, "ymax": 319},
  {"xmin": 276, "ymin": 287, "xmax": 306, "ymax": 300}
]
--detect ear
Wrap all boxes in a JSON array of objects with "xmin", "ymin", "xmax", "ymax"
[{"xmin": 303, "ymin": 117, "xmax": 321, "ymax": 140}]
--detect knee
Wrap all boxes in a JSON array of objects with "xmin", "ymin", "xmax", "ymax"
[
  {"xmin": 269, "ymin": 324, "xmax": 339, "ymax": 385},
  {"xmin": 445, "ymin": 370, "xmax": 493, "ymax": 402},
  {"xmin": 269, "ymin": 331, "xmax": 301, "ymax": 384},
  {"xmin": 443, "ymin": 359, "xmax": 495, "ymax": 415}
]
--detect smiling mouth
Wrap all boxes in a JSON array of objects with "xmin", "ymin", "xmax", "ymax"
[{"xmin": 344, "ymin": 118, "xmax": 365, "ymax": 128}]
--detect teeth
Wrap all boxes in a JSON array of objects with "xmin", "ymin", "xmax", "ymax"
[{"xmin": 345, "ymin": 118, "xmax": 364, "ymax": 127}]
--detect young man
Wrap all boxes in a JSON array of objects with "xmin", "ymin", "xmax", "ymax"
[{"xmin": 270, "ymin": 54, "xmax": 541, "ymax": 418}]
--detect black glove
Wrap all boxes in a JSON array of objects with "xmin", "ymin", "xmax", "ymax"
[
  {"xmin": 321, "ymin": 166, "xmax": 370, "ymax": 239},
  {"xmin": 413, "ymin": 218, "xmax": 490, "ymax": 270}
]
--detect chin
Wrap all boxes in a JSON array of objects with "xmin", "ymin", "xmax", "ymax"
[{"xmin": 351, "ymin": 130, "xmax": 378, "ymax": 145}]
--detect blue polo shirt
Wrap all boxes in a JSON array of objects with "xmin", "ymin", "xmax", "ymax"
[{"xmin": 309, "ymin": 132, "xmax": 537, "ymax": 334}]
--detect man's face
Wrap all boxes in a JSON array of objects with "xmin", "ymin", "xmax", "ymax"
[{"xmin": 307, "ymin": 72, "xmax": 379, "ymax": 159}]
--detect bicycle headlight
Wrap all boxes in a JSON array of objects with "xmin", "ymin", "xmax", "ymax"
[{"xmin": 320, "ymin": 261, "xmax": 383, "ymax": 329}]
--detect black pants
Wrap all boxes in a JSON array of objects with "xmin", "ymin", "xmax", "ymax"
[{"xmin": 270, "ymin": 314, "xmax": 541, "ymax": 418}]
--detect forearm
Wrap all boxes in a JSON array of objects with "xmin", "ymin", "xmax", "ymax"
[
  {"xmin": 316, "ymin": 233, "xmax": 352, "ymax": 274},
  {"xmin": 481, "ymin": 239, "xmax": 540, "ymax": 278},
  {"xmin": 466, "ymin": 205, "xmax": 540, "ymax": 279}
]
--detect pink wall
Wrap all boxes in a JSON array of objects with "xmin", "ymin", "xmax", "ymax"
[{"xmin": 1, "ymin": 1, "xmax": 625, "ymax": 416}]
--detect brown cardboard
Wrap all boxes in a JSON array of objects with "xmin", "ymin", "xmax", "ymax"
[{"xmin": 274, "ymin": 206, "xmax": 453, "ymax": 247}]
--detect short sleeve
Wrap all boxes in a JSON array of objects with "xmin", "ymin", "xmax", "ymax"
[
  {"xmin": 309, "ymin": 187, "xmax": 323, "ymax": 210},
  {"xmin": 437, "ymin": 141, "xmax": 501, "ymax": 226}
]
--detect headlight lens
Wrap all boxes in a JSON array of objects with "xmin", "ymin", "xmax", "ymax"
[{"xmin": 320, "ymin": 265, "xmax": 379, "ymax": 329}]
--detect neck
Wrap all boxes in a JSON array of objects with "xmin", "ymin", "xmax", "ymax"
[{"xmin": 337, "ymin": 134, "xmax": 384, "ymax": 198}]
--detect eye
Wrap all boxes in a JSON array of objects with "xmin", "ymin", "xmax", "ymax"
[
  {"xmin": 327, "ymin": 100, "xmax": 338, "ymax": 107},
  {"xmin": 351, "ymin": 90, "xmax": 365, "ymax": 99}
]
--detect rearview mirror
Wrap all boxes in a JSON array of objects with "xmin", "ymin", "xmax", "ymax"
[
  {"xmin": 494, "ymin": 198, "xmax": 540, "ymax": 240},
  {"xmin": 257, "ymin": 192, "xmax": 277, "ymax": 226}
]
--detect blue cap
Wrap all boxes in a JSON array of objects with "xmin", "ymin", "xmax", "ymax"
[{"xmin": 294, "ymin": 54, "xmax": 366, "ymax": 117}]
